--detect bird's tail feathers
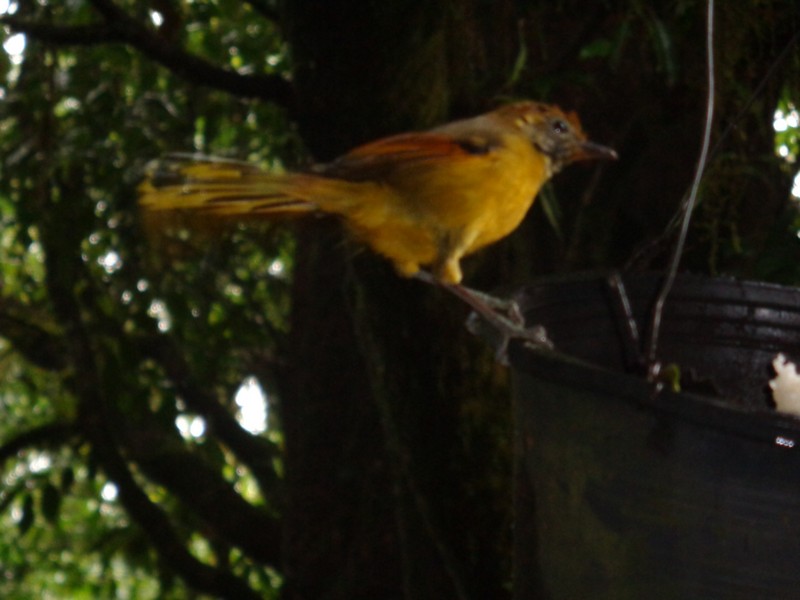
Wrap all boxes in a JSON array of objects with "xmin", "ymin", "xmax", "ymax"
[{"xmin": 139, "ymin": 156, "xmax": 335, "ymax": 217}]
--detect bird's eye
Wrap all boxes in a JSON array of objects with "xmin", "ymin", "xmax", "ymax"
[{"xmin": 551, "ymin": 119, "xmax": 569, "ymax": 135}]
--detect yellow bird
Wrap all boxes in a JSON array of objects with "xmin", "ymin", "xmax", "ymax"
[
  {"xmin": 140, "ymin": 101, "xmax": 616, "ymax": 354},
  {"xmin": 139, "ymin": 101, "xmax": 616, "ymax": 286}
]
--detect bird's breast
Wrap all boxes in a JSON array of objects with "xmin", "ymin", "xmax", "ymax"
[{"xmin": 462, "ymin": 135, "xmax": 549, "ymax": 252}]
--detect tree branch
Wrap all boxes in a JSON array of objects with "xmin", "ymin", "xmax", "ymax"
[
  {"xmin": 34, "ymin": 172, "xmax": 265, "ymax": 599},
  {"xmin": 0, "ymin": 422, "xmax": 77, "ymax": 464},
  {"xmin": 0, "ymin": 305, "xmax": 68, "ymax": 371},
  {"xmin": 85, "ymin": 414, "xmax": 264, "ymax": 600},
  {"xmin": 0, "ymin": 18, "xmax": 118, "ymax": 45},
  {"xmin": 125, "ymin": 425, "xmax": 281, "ymax": 565},
  {"xmin": 244, "ymin": 0, "xmax": 281, "ymax": 23},
  {"xmin": 137, "ymin": 333, "xmax": 283, "ymax": 495},
  {"xmin": 1, "ymin": 2, "xmax": 296, "ymax": 110}
]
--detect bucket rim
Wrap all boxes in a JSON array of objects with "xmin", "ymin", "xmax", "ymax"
[{"xmin": 508, "ymin": 271, "xmax": 800, "ymax": 448}]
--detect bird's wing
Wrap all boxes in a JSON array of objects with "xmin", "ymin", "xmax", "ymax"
[{"xmin": 320, "ymin": 132, "xmax": 494, "ymax": 181}]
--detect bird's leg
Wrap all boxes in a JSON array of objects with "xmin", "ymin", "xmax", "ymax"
[
  {"xmin": 414, "ymin": 271, "xmax": 553, "ymax": 363},
  {"xmin": 448, "ymin": 284, "xmax": 526, "ymax": 325}
]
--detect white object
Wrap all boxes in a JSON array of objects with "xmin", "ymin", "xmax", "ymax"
[{"xmin": 769, "ymin": 353, "xmax": 800, "ymax": 416}]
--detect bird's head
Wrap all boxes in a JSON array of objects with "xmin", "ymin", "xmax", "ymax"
[{"xmin": 496, "ymin": 102, "xmax": 617, "ymax": 175}]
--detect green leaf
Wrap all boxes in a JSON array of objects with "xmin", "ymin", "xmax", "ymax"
[
  {"xmin": 18, "ymin": 494, "xmax": 34, "ymax": 536},
  {"xmin": 580, "ymin": 38, "xmax": 613, "ymax": 60},
  {"xmin": 60, "ymin": 467, "xmax": 75, "ymax": 494},
  {"xmin": 643, "ymin": 11, "xmax": 677, "ymax": 85},
  {"xmin": 40, "ymin": 483, "xmax": 62, "ymax": 525},
  {"xmin": 538, "ymin": 184, "xmax": 564, "ymax": 241}
]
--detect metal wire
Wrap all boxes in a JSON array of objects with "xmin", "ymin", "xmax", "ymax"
[{"xmin": 646, "ymin": 0, "xmax": 716, "ymax": 374}]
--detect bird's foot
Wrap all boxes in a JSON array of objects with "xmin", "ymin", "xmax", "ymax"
[
  {"xmin": 461, "ymin": 296, "xmax": 553, "ymax": 365},
  {"xmin": 414, "ymin": 271, "xmax": 553, "ymax": 363}
]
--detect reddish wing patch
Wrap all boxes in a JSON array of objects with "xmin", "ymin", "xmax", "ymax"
[
  {"xmin": 324, "ymin": 132, "xmax": 488, "ymax": 181},
  {"xmin": 347, "ymin": 132, "xmax": 480, "ymax": 159}
]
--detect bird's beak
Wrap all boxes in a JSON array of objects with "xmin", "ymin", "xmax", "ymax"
[{"xmin": 574, "ymin": 141, "xmax": 618, "ymax": 162}]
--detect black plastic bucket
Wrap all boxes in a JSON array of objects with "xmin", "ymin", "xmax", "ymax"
[{"xmin": 510, "ymin": 273, "xmax": 800, "ymax": 599}]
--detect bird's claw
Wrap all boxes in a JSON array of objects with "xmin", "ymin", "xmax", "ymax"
[{"xmin": 465, "ymin": 306, "xmax": 553, "ymax": 365}]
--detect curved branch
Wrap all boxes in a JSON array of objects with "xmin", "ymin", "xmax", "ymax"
[
  {"xmin": 244, "ymin": 0, "xmax": 281, "ymax": 23},
  {"xmin": 0, "ymin": 310, "xmax": 68, "ymax": 371},
  {"xmin": 0, "ymin": 422, "xmax": 77, "ymax": 464},
  {"xmin": 1, "ymin": 1, "xmax": 296, "ymax": 110},
  {"xmin": 126, "ymin": 426, "xmax": 281, "ymax": 565},
  {"xmin": 0, "ymin": 18, "xmax": 117, "ymax": 45},
  {"xmin": 88, "ymin": 419, "xmax": 264, "ymax": 600},
  {"xmin": 66, "ymin": 331, "xmax": 268, "ymax": 597},
  {"xmin": 137, "ymin": 333, "xmax": 283, "ymax": 495},
  {"xmin": 34, "ymin": 186, "xmax": 265, "ymax": 598}
]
